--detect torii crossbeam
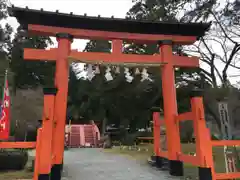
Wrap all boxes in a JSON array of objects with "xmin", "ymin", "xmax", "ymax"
[
  {"xmin": 10, "ymin": 6, "xmax": 211, "ymax": 180},
  {"xmin": 24, "ymin": 43, "xmax": 199, "ymax": 67}
]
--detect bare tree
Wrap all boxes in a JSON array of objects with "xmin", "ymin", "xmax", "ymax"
[{"xmin": 184, "ymin": 9, "xmax": 240, "ymax": 88}]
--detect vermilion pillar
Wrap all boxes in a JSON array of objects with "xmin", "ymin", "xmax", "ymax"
[
  {"xmin": 34, "ymin": 128, "xmax": 42, "ymax": 180},
  {"xmin": 190, "ymin": 90, "xmax": 214, "ymax": 180},
  {"xmin": 38, "ymin": 88, "xmax": 57, "ymax": 180},
  {"xmin": 153, "ymin": 111, "xmax": 161, "ymax": 167},
  {"xmin": 51, "ymin": 33, "xmax": 72, "ymax": 180},
  {"xmin": 160, "ymin": 40, "xmax": 183, "ymax": 176}
]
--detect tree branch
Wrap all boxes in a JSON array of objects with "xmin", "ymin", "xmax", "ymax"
[
  {"xmin": 222, "ymin": 44, "xmax": 240, "ymax": 84},
  {"xmin": 210, "ymin": 10, "xmax": 237, "ymax": 44},
  {"xmin": 210, "ymin": 53, "xmax": 217, "ymax": 87},
  {"xmin": 201, "ymin": 37, "xmax": 214, "ymax": 56}
]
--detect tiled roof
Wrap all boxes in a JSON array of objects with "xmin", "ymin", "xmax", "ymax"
[{"xmin": 9, "ymin": 6, "xmax": 211, "ymax": 37}]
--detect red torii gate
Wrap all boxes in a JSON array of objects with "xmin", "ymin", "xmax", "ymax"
[{"xmin": 9, "ymin": 6, "xmax": 240, "ymax": 180}]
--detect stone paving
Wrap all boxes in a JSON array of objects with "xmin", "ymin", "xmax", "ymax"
[{"xmin": 62, "ymin": 148, "xmax": 181, "ymax": 180}]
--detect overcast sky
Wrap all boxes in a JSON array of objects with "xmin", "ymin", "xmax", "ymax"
[{"xmin": 9, "ymin": 0, "xmax": 133, "ymax": 50}]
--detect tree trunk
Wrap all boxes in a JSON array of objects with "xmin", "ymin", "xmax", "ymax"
[
  {"xmin": 101, "ymin": 117, "xmax": 107, "ymax": 134},
  {"xmin": 129, "ymin": 118, "xmax": 137, "ymax": 133}
]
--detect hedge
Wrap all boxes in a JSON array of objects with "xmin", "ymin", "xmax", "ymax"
[{"xmin": 0, "ymin": 149, "xmax": 28, "ymax": 171}]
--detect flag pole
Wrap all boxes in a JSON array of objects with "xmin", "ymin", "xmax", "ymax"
[{"xmin": 0, "ymin": 69, "xmax": 7, "ymax": 117}]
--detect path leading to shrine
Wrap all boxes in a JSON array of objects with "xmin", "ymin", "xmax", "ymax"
[{"xmin": 62, "ymin": 148, "xmax": 180, "ymax": 180}]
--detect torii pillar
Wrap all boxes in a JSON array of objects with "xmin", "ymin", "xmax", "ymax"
[
  {"xmin": 50, "ymin": 33, "xmax": 73, "ymax": 179},
  {"xmin": 160, "ymin": 40, "xmax": 183, "ymax": 176}
]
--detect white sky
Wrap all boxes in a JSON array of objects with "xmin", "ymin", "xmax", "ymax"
[{"xmin": 9, "ymin": 0, "xmax": 134, "ymax": 50}]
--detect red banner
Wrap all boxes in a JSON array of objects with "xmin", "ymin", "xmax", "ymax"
[{"xmin": 0, "ymin": 77, "xmax": 10, "ymax": 140}]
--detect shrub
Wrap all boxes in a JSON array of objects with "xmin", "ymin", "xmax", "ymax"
[
  {"xmin": 120, "ymin": 133, "xmax": 137, "ymax": 146},
  {"xmin": 0, "ymin": 149, "xmax": 28, "ymax": 171}
]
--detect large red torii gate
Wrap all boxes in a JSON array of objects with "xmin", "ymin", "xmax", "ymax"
[{"xmin": 10, "ymin": 6, "xmax": 239, "ymax": 180}]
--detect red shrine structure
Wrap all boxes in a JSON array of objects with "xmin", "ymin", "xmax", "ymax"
[{"xmin": 0, "ymin": 5, "xmax": 239, "ymax": 180}]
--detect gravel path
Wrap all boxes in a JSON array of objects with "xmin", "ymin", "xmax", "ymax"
[{"xmin": 62, "ymin": 148, "xmax": 180, "ymax": 180}]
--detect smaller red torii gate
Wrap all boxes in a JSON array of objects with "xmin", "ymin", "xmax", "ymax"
[{"xmin": 5, "ymin": 5, "xmax": 240, "ymax": 180}]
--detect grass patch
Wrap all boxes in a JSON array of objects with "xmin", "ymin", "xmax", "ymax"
[
  {"xmin": 104, "ymin": 146, "xmax": 152, "ymax": 163},
  {"xmin": 104, "ymin": 144, "xmax": 234, "ymax": 179},
  {"xmin": 0, "ymin": 170, "xmax": 32, "ymax": 180},
  {"xmin": 0, "ymin": 150, "xmax": 34, "ymax": 180}
]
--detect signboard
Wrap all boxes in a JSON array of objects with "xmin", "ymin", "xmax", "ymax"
[
  {"xmin": 218, "ymin": 101, "xmax": 236, "ymax": 173},
  {"xmin": 218, "ymin": 102, "xmax": 232, "ymax": 140}
]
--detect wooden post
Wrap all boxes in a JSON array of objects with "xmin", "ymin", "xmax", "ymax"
[
  {"xmin": 159, "ymin": 40, "xmax": 183, "ymax": 176},
  {"xmin": 190, "ymin": 90, "xmax": 214, "ymax": 180},
  {"xmin": 34, "ymin": 128, "xmax": 42, "ymax": 180},
  {"xmin": 36, "ymin": 88, "xmax": 57, "ymax": 180},
  {"xmin": 51, "ymin": 33, "xmax": 72, "ymax": 180},
  {"xmin": 153, "ymin": 112, "xmax": 160, "ymax": 156},
  {"xmin": 153, "ymin": 111, "xmax": 162, "ymax": 167}
]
